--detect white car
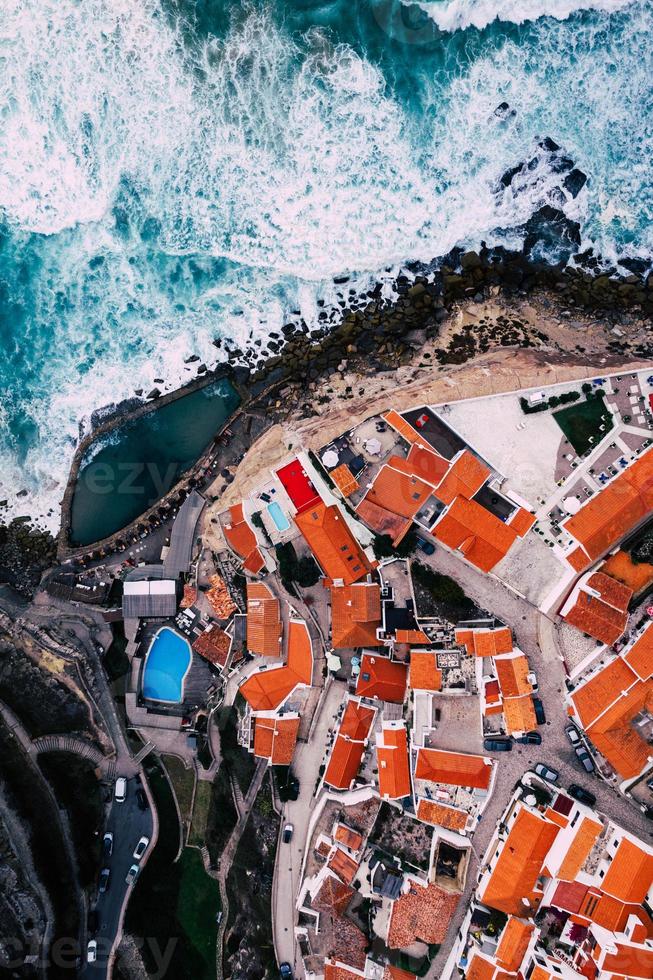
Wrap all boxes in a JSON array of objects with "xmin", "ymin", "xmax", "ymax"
[
  {"xmin": 114, "ymin": 777, "xmax": 127, "ymax": 803},
  {"xmin": 125, "ymin": 864, "xmax": 140, "ymax": 886},
  {"xmin": 87, "ymin": 939, "xmax": 97, "ymax": 963},
  {"xmin": 133, "ymin": 836, "xmax": 149, "ymax": 860}
]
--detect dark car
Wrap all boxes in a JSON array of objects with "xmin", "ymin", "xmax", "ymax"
[
  {"xmin": 279, "ymin": 964, "xmax": 293, "ymax": 979},
  {"xmin": 514, "ymin": 731, "xmax": 542, "ymax": 745},
  {"xmin": 282, "ymin": 823, "xmax": 294, "ymax": 843},
  {"xmin": 416, "ymin": 537, "xmax": 436, "ymax": 556},
  {"xmin": 568, "ymin": 784, "xmax": 596, "ymax": 807},
  {"xmin": 533, "ymin": 697, "xmax": 546, "ymax": 725},
  {"xmin": 98, "ymin": 868, "xmax": 111, "ymax": 894},
  {"xmin": 484, "ymin": 737, "xmax": 512, "ymax": 752},
  {"xmin": 102, "ymin": 832, "xmax": 113, "ymax": 859},
  {"xmin": 136, "ymin": 788, "xmax": 148, "ymax": 811},
  {"xmin": 575, "ymin": 745, "xmax": 595, "ymax": 773}
]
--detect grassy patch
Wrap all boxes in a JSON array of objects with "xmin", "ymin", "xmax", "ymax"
[
  {"xmin": 188, "ymin": 780, "xmax": 213, "ymax": 848},
  {"xmin": 553, "ymin": 397, "xmax": 613, "ymax": 455},
  {"xmin": 104, "ymin": 622, "xmax": 130, "ymax": 683},
  {"xmin": 411, "ymin": 562, "xmax": 477, "ymax": 622},
  {"xmin": 176, "ymin": 848, "xmax": 220, "ymax": 975},
  {"xmin": 163, "ymin": 754, "xmax": 196, "ymax": 832},
  {"xmin": 205, "ymin": 765, "xmax": 238, "ymax": 866}
]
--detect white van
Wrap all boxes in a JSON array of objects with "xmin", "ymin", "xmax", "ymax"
[{"xmin": 114, "ymin": 777, "xmax": 127, "ymax": 803}]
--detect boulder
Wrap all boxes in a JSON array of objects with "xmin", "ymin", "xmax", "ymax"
[{"xmin": 563, "ymin": 169, "xmax": 587, "ymax": 198}]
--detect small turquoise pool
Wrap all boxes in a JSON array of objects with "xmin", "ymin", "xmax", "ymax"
[
  {"xmin": 267, "ymin": 500, "xmax": 290, "ymax": 532},
  {"xmin": 142, "ymin": 627, "xmax": 192, "ymax": 703}
]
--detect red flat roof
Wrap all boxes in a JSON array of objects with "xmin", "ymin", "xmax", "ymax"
[{"xmin": 276, "ymin": 458, "xmax": 321, "ymax": 513}]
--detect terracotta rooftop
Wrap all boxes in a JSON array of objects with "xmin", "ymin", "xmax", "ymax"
[
  {"xmin": 327, "ymin": 846, "xmax": 360, "ymax": 885},
  {"xmin": 556, "ymin": 815, "xmax": 603, "ymax": 881},
  {"xmin": 324, "ymin": 699, "xmax": 376, "ymax": 790},
  {"xmin": 502, "ymin": 694, "xmax": 537, "ymax": 735},
  {"xmin": 363, "ymin": 459, "xmax": 433, "ymax": 520},
  {"xmin": 562, "ymin": 571, "xmax": 632, "ymax": 646},
  {"xmin": 331, "ymin": 463, "xmax": 360, "ymax": 498},
  {"xmin": 324, "ymin": 964, "xmax": 363, "ymax": 980},
  {"xmin": 329, "ymin": 582, "xmax": 382, "ymax": 649},
  {"xmin": 455, "ymin": 626, "xmax": 513, "ymax": 657},
  {"xmin": 253, "ymin": 714, "xmax": 300, "ymax": 765},
  {"xmin": 508, "ymin": 508, "xmax": 537, "ymax": 537},
  {"xmin": 356, "ymin": 653, "xmax": 407, "ymax": 703},
  {"xmin": 313, "ymin": 872, "xmax": 355, "ymax": 916},
  {"xmin": 322, "ymin": 915, "xmax": 367, "ymax": 972},
  {"xmin": 376, "ymin": 721, "xmax": 411, "ymax": 800},
  {"xmin": 384, "ymin": 967, "xmax": 417, "ymax": 980},
  {"xmin": 587, "ymin": 678, "xmax": 653, "ymax": 779},
  {"xmin": 387, "ymin": 880, "xmax": 460, "ymax": 948},
  {"xmin": 409, "ymin": 650, "xmax": 442, "ymax": 691},
  {"xmin": 570, "ymin": 656, "xmax": 638, "ymax": 728},
  {"xmin": 464, "ymin": 952, "xmax": 502, "ymax": 980},
  {"xmin": 602, "ymin": 837, "xmax": 653, "ymax": 904},
  {"xmin": 563, "ymin": 447, "xmax": 653, "ymax": 562},
  {"xmin": 192, "ymin": 625, "xmax": 232, "ymax": 667},
  {"xmin": 180, "ymin": 584, "xmax": 197, "ymax": 609},
  {"xmin": 240, "ymin": 618, "xmax": 313, "ymax": 711},
  {"xmin": 383, "ymin": 409, "xmax": 421, "ymax": 444},
  {"xmin": 479, "ymin": 806, "xmax": 560, "ymax": 915},
  {"xmin": 432, "ymin": 496, "xmax": 518, "ymax": 572},
  {"xmin": 602, "ymin": 942, "xmax": 653, "ymax": 978},
  {"xmin": 433, "ymin": 450, "xmax": 490, "ymax": 505},
  {"xmin": 495, "ymin": 654, "xmax": 533, "ymax": 698},
  {"xmin": 416, "ymin": 798, "xmax": 468, "ymax": 832},
  {"xmin": 415, "ymin": 747, "xmax": 492, "ymax": 790},
  {"xmin": 624, "ymin": 624, "xmax": 653, "ymax": 680},
  {"xmin": 246, "ymin": 581, "xmax": 282, "ymax": 656},
  {"xmin": 495, "ymin": 917, "xmax": 534, "ymax": 972},
  {"xmin": 395, "ymin": 628, "xmax": 431, "ymax": 645},
  {"xmin": 223, "ymin": 504, "xmax": 265, "ymax": 574},
  {"xmin": 205, "ymin": 574, "xmax": 238, "ymax": 619},
  {"xmin": 334, "ymin": 823, "xmax": 364, "ymax": 852},
  {"xmin": 296, "ymin": 501, "xmax": 371, "ymax": 585},
  {"xmin": 355, "ymin": 496, "xmax": 413, "ymax": 547},
  {"xmin": 405, "ymin": 443, "xmax": 450, "ymax": 487}
]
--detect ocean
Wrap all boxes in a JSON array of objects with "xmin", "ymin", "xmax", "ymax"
[{"xmin": 0, "ymin": 0, "xmax": 651, "ymax": 530}]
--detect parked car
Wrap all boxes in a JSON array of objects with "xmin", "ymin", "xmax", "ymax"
[
  {"xmin": 114, "ymin": 777, "xmax": 127, "ymax": 803},
  {"xmin": 643, "ymin": 806, "xmax": 653, "ymax": 821},
  {"xmin": 484, "ymin": 737, "xmax": 512, "ymax": 752},
  {"xmin": 533, "ymin": 698, "xmax": 546, "ymax": 725},
  {"xmin": 87, "ymin": 940, "xmax": 97, "ymax": 964},
  {"xmin": 279, "ymin": 964, "xmax": 293, "ymax": 980},
  {"xmin": 133, "ymin": 836, "xmax": 149, "ymax": 860},
  {"xmin": 514, "ymin": 731, "xmax": 542, "ymax": 745},
  {"xmin": 98, "ymin": 868, "xmax": 111, "ymax": 894},
  {"xmin": 416, "ymin": 536, "xmax": 436, "ymax": 556},
  {"xmin": 102, "ymin": 832, "xmax": 113, "ymax": 859},
  {"xmin": 646, "ymin": 777, "xmax": 653, "ymax": 792},
  {"xmin": 526, "ymin": 671, "xmax": 538, "ymax": 690},
  {"xmin": 136, "ymin": 787, "xmax": 148, "ymax": 811},
  {"xmin": 575, "ymin": 745, "xmax": 595, "ymax": 773},
  {"xmin": 565, "ymin": 724, "xmax": 581, "ymax": 746},
  {"xmin": 125, "ymin": 864, "xmax": 140, "ymax": 886},
  {"xmin": 568, "ymin": 784, "xmax": 596, "ymax": 807},
  {"xmin": 282, "ymin": 823, "xmax": 294, "ymax": 843},
  {"xmin": 534, "ymin": 763, "xmax": 559, "ymax": 783}
]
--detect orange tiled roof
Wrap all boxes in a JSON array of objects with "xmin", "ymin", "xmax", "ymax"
[
  {"xmin": 223, "ymin": 504, "xmax": 265, "ymax": 574},
  {"xmin": 432, "ymin": 496, "xmax": 518, "ymax": 572},
  {"xmin": 503, "ymin": 694, "xmax": 537, "ymax": 735},
  {"xmin": 334, "ymin": 824, "xmax": 364, "ymax": 852},
  {"xmin": 416, "ymin": 798, "xmax": 468, "ymax": 831},
  {"xmin": 314, "ymin": 872, "xmax": 355, "ymax": 916},
  {"xmin": 331, "ymin": 464, "xmax": 360, "ymax": 498},
  {"xmin": 355, "ymin": 496, "xmax": 413, "ymax": 547},
  {"xmin": 415, "ymin": 748, "xmax": 492, "ymax": 790},
  {"xmin": 496, "ymin": 917, "xmax": 534, "ymax": 972},
  {"xmin": 563, "ymin": 447, "xmax": 653, "ymax": 562},
  {"xmin": 563, "ymin": 587, "xmax": 630, "ymax": 646},
  {"xmin": 586, "ymin": 571, "xmax": 633, "ymax": 611},
  {"xmin": 395, "ymin": 628, "xmax": 431, "ymax": 645},
  {"xmin": 364, "ymin": 460, "xmax": 432, "ymax": 520},
  {"xmin": 192, "ymin": 625, "xmax": 232, "ymax": 667},
  {"xmin": 557, "ymin": 816, "xmax": 603, "ymax": 881},
  {"xmin": 324, "ymin": 699, "xmax": 376, "ymax": 790},
  {"xmin": 587, "ymin": 678, "xmax": 653, "ymax": 779},
  {"xmin": 602, "ymin": 837, "xmax": 653, "ymax": 904},
  {"xmin": 570, "ymin": 656, "xmax": 638, "ymax": 728},
  {"xmin": 246, "ymin": 582, "xmax": 282, "ymax": 656},
  {"xmin": 296, "ymin": 502, "xmax": 371, "ymax": 585},
  {"xmin": 409, "ymin": 650, "xmax": 442, "ymax": 691},
  {"xmin": 253, "ymin": 714, "xmax": 300, "ymax": 765},
  {"xmin": 327, "ymin": 846, "xmax": 360, "ymax": 885},
  {"xmin": 455, "ymin": 626, "xmax": 513, "ymax": 657},
  {"xmin": 387, "ymin": 880, "xmax": 460, "ymax": 948},
  {"xmin": 479, "ymin": 807, "xmax": 560, "ymax": 915},
  {"xmin": 287, "ymin": 619, "xmax": 314, "ymax": 685},
  {"xmin": 624, "ymin": 624, "xmax": 653, "ymax": 680},
  {"xmin": 602, "ymin": 943, "xmax": 653, "ymax": 978},
  {"xmin": 356, "ymin": 653, "xmax": 407, "ymax": 703},
  {"xmin": 376, "ymin": 722, "xmax": 411, "ymax": 799},
  {"xmin": 324, "ymin": 964, "xmax": 363, "ymax": 980},
  {"xmin": 205, "ymin": 574, "xmax": 238, "ymax": 619},
  {"xmin": 567, "ymin": 546, "xmax": 591, "ymax": 574},
  {"xmin": 464, "ymin": 952, "xmax": 499, "ymax": 980},
  {"xmin": 384, "ymin": 967, "xmax": 417, "ymax": 980},
  {"xmin": 508, "ymin": 508, "xmax": 537, "ymax": 537},
  {"xmin": 405, "ymin": 444, "xmax": 450, "ymax": 487},
  {"xmin": 323, "ymin": 917, "xmax": 368, "ymax": 972},
  {"xmin": 383, "ymin": 409, "xmax": 421, "ymax": 444},
  {"xmin": 330, "ymin": 582, "xmax": 382, "ymax": 649},
  {"xmin": 495, "ymin": 655, "xmax": 533, "ymax": 698},
  {"xmin": 434, "ymin": 450, "xmax": 490, "ymax": 505},
  {"xmin": 240, "ymin": 618, "xmax": 313, "ymax": 711},
  {"xmin": 180, "ymin": 584, "xmax": 197, "ymax": 609}
]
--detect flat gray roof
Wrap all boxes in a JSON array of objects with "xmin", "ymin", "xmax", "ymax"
[{"xmin": 163, "ymin": 490, "xmax": 205, "ymax": 579}]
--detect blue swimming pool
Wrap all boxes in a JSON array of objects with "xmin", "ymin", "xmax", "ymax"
[
  {"xmin": 267, "ymin": 500, "xmax": 290, "ymax": 533},
  {"xmin": 142, "ymin": 627, "xmax": 192, "ymax": 703}
]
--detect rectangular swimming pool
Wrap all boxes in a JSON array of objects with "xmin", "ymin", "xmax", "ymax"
[{"xmin": 267, "ymin": 500, "xmax": 290, "ymax": 532}]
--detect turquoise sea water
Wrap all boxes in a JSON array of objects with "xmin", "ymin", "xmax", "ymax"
[{"xmin": 1, "ymin": 0, "xmax": 652, "ymax": 528}]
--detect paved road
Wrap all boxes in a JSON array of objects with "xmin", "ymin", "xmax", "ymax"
[{"xmin": 80, "ymin": 777, "xmax": 153, "ymax": 978}]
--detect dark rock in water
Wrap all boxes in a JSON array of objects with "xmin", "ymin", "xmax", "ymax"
[
  {"xmin": 197, "ymin": 363, "xmax": 207, "ymax": 373},
  {"xmin": 538, "ymin": 137, "xmax": 560, "ymax": 153},
  {"xmin": 333, "ymin": 275, "xmax": 349, "ymax": 285},
  {"xmin": 548, "ymin": 187, "xmax": 567, "ymax": 208},
  {"xmin": 563, "ymin": 169, "xmax": 587, "ymax": 198},
  {"xmin": 184, "ymin": 354, "xmax": 200, "ymax": 363},
  {"xmin": 153, "ymin": 377, "xmax": 164, "ymax": 384},
  {"xmin": 523, "ymin": 206, "xmax": 581, "ymax": 264},
  {"xmin": 146, "ymin": 388, "xmax": 161, "ymax": 399},
  {"xmin": 618, "ymin": 256, "xmax": 649, "ymax": 278},
  {"xmin": 16, "ymin": 489, "xmax": 28, "ymax": 498},
  {"xmin": 500, "ymin": 164, "xmax": 523, "ymax": 188},
  {"xmin": 551, "ymin": 155, "xmax": 574, "ymax": 174},
  {"xmin": 460, "ymin": 250, "xmax": 482, "ymax": 270},
  {"xmin": 134, "ymin": 389, "xmax": 143, "ymax": 396},
  {"xmin": 494, "ymin": 101, "xmax": 516, "ymax": 120}
]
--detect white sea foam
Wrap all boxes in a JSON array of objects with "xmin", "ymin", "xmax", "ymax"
[{"xmin": 414, "ymin": 0, "xmax": 633, "ymax": 32}]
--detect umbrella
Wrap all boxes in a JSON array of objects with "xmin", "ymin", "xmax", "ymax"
[
  {"xmin": 365, "ymin": 438, "xmax": 382, "ymax": 455},
  {"xmin": 322, "ymin": 449, "xmax": 339, "ymax": 468}
]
